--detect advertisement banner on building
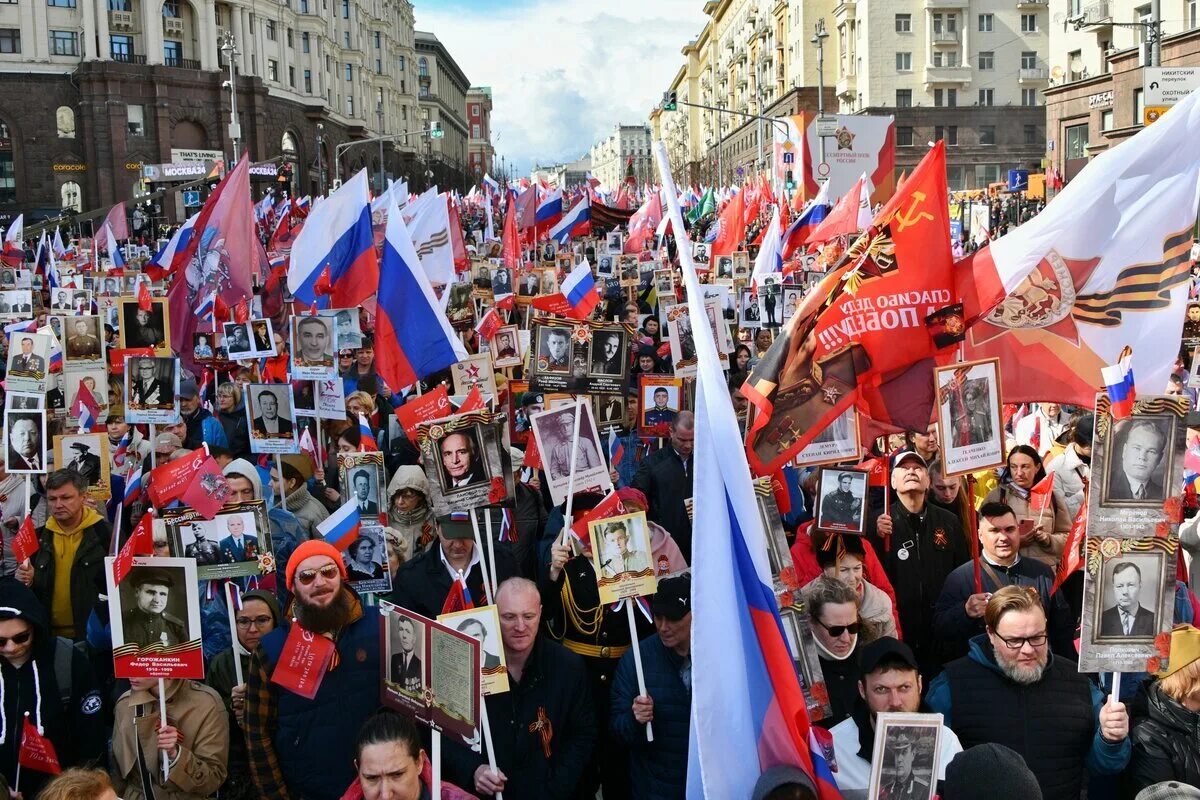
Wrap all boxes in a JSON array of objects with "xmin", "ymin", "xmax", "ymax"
[{"xmin": 773, "ymin": 113, "xmax": 896, "ymax": 206}]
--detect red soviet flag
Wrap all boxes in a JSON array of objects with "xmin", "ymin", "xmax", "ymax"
[
  {"xmin": 11, "ymin": 516, "xmax": 37, "ymax": 563},
  {"xmin": 19, "ymin": 717, "xmax": 61, "ymax": 774}
]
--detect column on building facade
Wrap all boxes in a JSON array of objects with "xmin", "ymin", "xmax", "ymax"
[
  {"xmin": 96, "ymin": 3, "xmax": 111, "ymax": 60},
  {"xmin": 962, "ymin": 11, "xmax": 970, "ymax": 74},
  {"xmin": 82, "ymin": 0, "xmax": 97, "ymax": 60},
  {"xmin": 30, "ymin": 0, "xmax": 49, "ymax": 60},
  {"xmin": 925, "ymin": 9, "xmax": 933, "ymax": 73},
  {"xmin": 143, "ymin": 0, "xmax": 163, "ymax": 65},
  {"xmin": 199, "ymin": 0, "xmax": 218, "ymax": 70},
  {"xmin": 234, "ymin": 5, "xmax": 248, "ymax": 73}
]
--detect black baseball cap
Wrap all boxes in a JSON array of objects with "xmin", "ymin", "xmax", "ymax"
[
  {"xmin": 650, "ymin": 574, "xmax": 691, "ymax": 620},
  {"xmin": 858, "ymin": 636, "xmax": 918, "ymax": 677}
]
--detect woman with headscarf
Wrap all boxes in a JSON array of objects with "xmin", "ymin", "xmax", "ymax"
[{"xmin": 387, "ymin": 465, "xmax": 436, "ymax": 561}]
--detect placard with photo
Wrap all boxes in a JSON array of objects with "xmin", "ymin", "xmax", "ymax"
[
  {"xmin": 935, "ymin": 359, "xmax": 1005, "ymax": 478},
  {"xmin": 96, "ymin": 273, "xmax": 124, "ymax": 296},
  {"xmin": 866, "ymin": 713, "xmax": 943, "ymax": 800},
  {"xmin": 516, "ymin": 268, "xmax": 542, "ymax": 297},
  {"xmin": 321, "ymin": 307, "xmax": 364, "ymax": 350},
  {"xmin": 451, "ymin": 353, "xmax": 498, "ymax": 401},
  {"xmin": 589, "ymin": 511, "xmax": 657, "ymax": 604},
  {"xmin": 814, "ymin": 467, "xmax": 868, "ymax": 535},
  {"xmin": 595, "ymin": 255, "xmax": 616, "ymax": 280},
  {"xmin": 106, "ymin": 556, "xmax": 204, "ymax": 679},
  {"xmin": 415, "ymin": 411, "xmax": 511, "ymax": 517},
  {"xmin": 6, "ymin": 331, "xmax": 51, "ymax": 392},
  {"xmin": 527, "ymin": 317, "xmax": 631, "ymax": 396},
  {"xmin": 529, "ymin": 400, "xmax": 612, "ymax": 505},
  {"xmin": 49, "ymin": 288, "xmax": 80, "ymax": 313},
  {"xmin": 793, "ymin": 405, "xmax": 861, "ymax": 468},
  {"xmin": 757, "ymin": 280, "xmax": 784, "ymax": 328},
  {"xmin": 118, "ymin": 297, "xmax": 171, "ymax": 354},
  {"xmin": 539, "ymin": 267, "xmax": 559, "ymax": 295},
  {"xmin": 54, "ymin": 433, "xmax": 111, "ymax": 499},
  {"xmin": 488, "ymin": 324, "xmax": 522, "ymax": 370},
  {"xmin": 594, "ymin": 393, "xmax": 626, "ymax": 431},
  {"xmin": 344, "ymin": 523, "xmax": 392, "ymax": 594},
  {"xmin": 639, "ymin": 375, "xmax": 682, "ymax": 437},
  {"xmin": 617, "ymin": 255, "xmax": 639, "ymax": 288},
  {"xmin": 738, "ymin": 288, "xmax": 761, "ymax": 328},
  {"xmin": 692, "ymin": 241, "xmax": 710, "ymax": 265},
  {"xmin": 380, "ymin": 602, "xmax": 481, "ymax": 748},
  {"xmin": 0, "ymin": 289, "xmax": 34, "ymax": 319},
  {"xmin": 5, "ymin": 391, "xmax": 43, "ymax": 411},
  {"xmin": 4, "ymin": 408, "xmax": 46, "ymax": 473},
  {"xmin": 439, "ymin": 605, "xmax": 509, "ymax": 695},
  {"xmin": 65, "ymin": 365, "xmax": 109, "ymax": 417},
  {"xmin": 714, "ymin": 254, "xmax": 735, "ymax": 281},
  {"xmin": 290, "ymin": 315, "xmax": 336, "ymax": 378},
  {"xmin": 338, "ymin": 451, "xmax": 387, "ymax": 525},
  {"xmin": 732, "ymin": 251, "xmax": 751, "ymax": 280},
  {"xmin": 125, "ymin": 355, "xmax": 180, "ymax": 424},
  {"xmin": 58, "ymin": 315, "xmax": 105, "ymax": 365},
  {"xmin": 192, "ymin": 330, "xmax": 223, "ymax": 363},
  {"xmin": 245, "ymin": 383, "xmax": 299, "ymax": 454},
  {"xmin": 605, "ymin": 231, "xmax": 624, "ymax": 255},
  {"xmin": 447, "ymin": 282, "xmax": 476, "ymax": 329},
  {"xmin": 163, "ymin": 501, "xmax": 273, "ymax": 581}
]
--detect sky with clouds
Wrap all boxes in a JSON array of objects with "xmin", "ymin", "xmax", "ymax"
[{"xmin": 414, "ymin": 0, "xmax": 708, "ymax": 178}]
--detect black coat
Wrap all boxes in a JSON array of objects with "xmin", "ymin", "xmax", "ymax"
[
  {"xmin": 1128, "ymin": 682, "xmax": 1200, "ymax": 794},
  {"xmin": 630, "ymin": 446, "xmax": 693, "ymax": 560},
  {"xmin": 445, "ymin": 638, "xmax": 597, "ymax": 799},
  {"xmin": 218, "ymin": 408, "xmax": 252, "ymax": 460},
  {"xmin": 386, "ymin": 542, "xmax": 519, "ymax": 620},
  {"xmin": 31, "ymin": 517, "xmax": 112, "ymax": 641}
]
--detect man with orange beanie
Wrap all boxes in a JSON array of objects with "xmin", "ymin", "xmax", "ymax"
[{"xmin": 244, "ymin": 540, "xmax": 381, "ymax": 800}]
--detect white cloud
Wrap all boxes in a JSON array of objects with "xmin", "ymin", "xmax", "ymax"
[{"xmin": 415, "ymin": 0, "xmax": 708, "ymax": 178}]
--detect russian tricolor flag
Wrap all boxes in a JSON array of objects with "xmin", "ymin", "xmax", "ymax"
[
  {"xmin": 148, "ymin": 211, "xmax": 198, "ymax": 274},
  {"xmin": 104, "ymin": 223, "xmax": 125, "ymax": 270},
  {"xmin": 318, "ymin": 499, "xmax": 362, "ymax": 551},
  {"xmin": 780, "ymin": 184, "xmax": 831, "ymax": 261},
  {"xmin": 548, "ymin": 194, "xmax": 591, "ymax": 245},
  {"xmin": 535, "ymin": 187, "xmax": 563, "ymax": 229},
  {"xmin": 358, "ymin": 414, "xmax": 380, "ymax": 452},
  {"xmin": 374, "ymin": 191, "xmax": 467, "ymax": 392},
  {"xmin": 124, "ymin": 464, "xmax": 144, "ymax": 507},
  {"xmin": 531, "ymin": 260, "xmax": 600, "ymax": 320},
  {"xmin": 288, "ymin": 170, "xmax": 380, "ymax": 309},
  {"xmin": 1102, "ymin": 346, "xmax": 1137, "ymax": 420},
  {"xmin": 197, "ymin": 290, "xmax": 216, "ymax": 327}
]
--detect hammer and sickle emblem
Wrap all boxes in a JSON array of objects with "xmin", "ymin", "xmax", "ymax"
[
  {"xmin": 895, "ymin": 191, "xmax": 934, "ymax": 232},
  {"xmin": 301, "ymin": 630, "xmax": 315, "ymax": 643}
]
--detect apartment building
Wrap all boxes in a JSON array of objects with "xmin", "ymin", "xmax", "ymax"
[
  {"xmin": 589, "ymin": 124, "xmax": 653, "ymax": 190},
  {"xmin": 415, "ymin": 30, "xmax": 470, "ymax": 192},
  {"xmin": 466, "ymin": 85, "xmax": 493, "ymax": 179}
]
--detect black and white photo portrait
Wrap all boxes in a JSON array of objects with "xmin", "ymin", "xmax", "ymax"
[
  {"xmin": 815, "ymin": 468, "xmax": 868, "ymax": 535},
  {"xmin": 345, "ymin": 526, "xmax": 387, "ymax": 583},
  {"xmin": 246, "ymin": 384, "xmax": 297, "ymax": 453},
  {"xmin": 4, "ymin": 409, "xmax": 45, "ymax": 473},
  {"xmin": 436, "ymin": 427, "xmax": 489, "ymax": 493},
  {"xmin": 1103, "ymin": 417, "xmax": 1173, "ymax": 505},
  {"xmin": 126, "ymin": 356, "xmax": 178, "ymax": 411},
  {"xmin": 223, "ymin": 322, "xmax": 253, "ymax": 359},
  {"xmin": 715, "ymin": 255, "xmax": 734, "ymax": 280},
  {"xmin": 868, "ymin": 718, "xmax": 940, "ymax": 800},
  {"xmin": 692, "ymin": 242, "xmax": 709, "ymax": 264},
  {"xmin": 538, "ymin": 326, "xmax": 572, "ymax": 373},
  {"xmin": 388, "ymin": 612, "xmax": 426, "ymax": 698},
  {"xmin": 1097, "ymin": 553, "xmax": 1162, "ymax": 639},
  {"xmin": 118, "ymin": 565, "xmax": 190, "ymax": 649},
  {"xmin": 119, "ymin": 298, "xmax": 169, "ymax": 351},
  {"xmin": 590, "ymin": 331, "xmax": 624, "ymax": 375},
  {"xmin": 490, "ymin": 267, "xmax": 512, "ymax": 296},
  {"xmin": 62, "ymin": 316, "xmax": 103, "ymax": 362}
]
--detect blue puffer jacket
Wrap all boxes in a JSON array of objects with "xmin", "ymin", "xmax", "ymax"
[{"xmin": 610, "ymin": 633, "xmax": 690, "ymax": 800}]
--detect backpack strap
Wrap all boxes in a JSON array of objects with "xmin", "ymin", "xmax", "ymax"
[{"xmin": 53, "ymin": 637, "xmax": 75, "ymax": 707}]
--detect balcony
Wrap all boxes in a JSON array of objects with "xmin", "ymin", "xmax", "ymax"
[
  {"xmin": 924, "ymin": 64, "xmax": 972, "ymax": 84},
  {"xmin": 923, "ymin": 0, "xmax": 964, "ymax": 7},
  {"xmin": 932, "ymin": 30, "xmax": 960, "ymax": 44},
  {"xmin": 1019, "ymin": 67, "xmax": 1048, "ymax": 82},
  {"xmin": 109, "ymin": 10, "xmax": 135, "ymax": 31},
  {"xmin": 112, "ymin": 52, "xmax": 147, "ymax": 64},
  {"xmin": 163, "ymin": 17, "xmax": 184, "ymax": 36},
  {"xmin": 834, "ymin": 0, "xmax": 856, "ymax": 19},
  {"xmin": 1082, "ymin": 1, "xmax": 1111, "ymax": 24},
  {"xmin": 165, "ymin": 56, "xmax": 201, "ymax": 69},
  {"xmin": 1017, "ymin": 0, "xmax": 1047, "ymax": 6}
]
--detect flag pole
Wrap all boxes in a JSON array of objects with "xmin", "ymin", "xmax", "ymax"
[
  {"xmin": 431, "ymin": 730, "xmax": 442, "ymax": 799},
  {"xmin": 483, "ymin": 508, "xmax": 498, "ymax": 600},
  {"xmin": 275, "ymin": 454, "xmax": 289, "ymax": 509},
  {"xmin": 479, "ymin": 700, "xmax": 504, "ymax": 800},
  {"xmin": 224, "ymin": 581, "xmax": 244, "ymax": 686},
  {"xmin": 625, "ymin": 601, "xmax": 654, "ymax": 742},
  {"xmin": 558, "ymin": 398, "xmax": 586, "ymax": 547},
  {"xmin": 469, "ymin": 512, "xmax": 495, "ymax": 606},
  {"xmin": 158, "ymin": 678, "xmax": 170, "ymax": 782},
  {"xmin": 21, "ymin": 476, "xmax": 31, "ymax": 571}
]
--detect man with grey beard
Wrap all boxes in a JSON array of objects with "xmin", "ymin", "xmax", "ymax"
[{"xmin": 925, "ymin": 585, "xmax": 1130, "ymax": 799}]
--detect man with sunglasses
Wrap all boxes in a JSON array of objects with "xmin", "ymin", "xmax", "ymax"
[
  {"xmin": 244, "ymin": 541, "xmax": 381, "ymax": 800},
  {"xmin": 927, "ymin": 585, "xmax": 1131, "ymax": 798}
]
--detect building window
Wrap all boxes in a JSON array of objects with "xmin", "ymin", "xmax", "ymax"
[
  {"xmin": 374, "ymin": 31, "xmax": 380, "ymax": 48},
  {"xmin": 0, "ymin": 127, "xmax": 14, "ymax": 205},
  {"xmin": 107, "ymin": 0, "xmax": 129, "ymax": 7},
  {"xmin": 398, "ymin": 55, "xmax": 405, "ymax": 70},
  {"xmin": 978, "ymin": 51, "xmax": 993, "ymax": 70},
  {"xmin": 1022, "ymin": 88, "xmax": 1038, "ymax": 106},
  {"xmin": 419, "ymin": 84, "xmax": 429, "ymax": 99},
  {"xmin": 127, "ymin": 103, "xmax": 144, "ymax": 136},
  {"xmin": 1024, "ymin": 124, "xmax": 1038, "ymax": 144},
  {"xmin": 895, "ymin": 89, "xmax": 912, "ymax": 107},
  {"xmin": 895, "ymin": 13, "xmax": 911, "ymax": 32},
  {"xmin": 948, "ymin": 88, "xmax": 957, "ymax": 107},
  {"xmin": 288, "ymin": 66, "xmax": 295, "ymax": 86},
  {"xmin": 934, "ymin": 88, "xmax": 944, "ymax": 106},
  {"xmin": 375, "ymin": 58, "xmax": 381, "ymax": 74},
  {"xmin": 161, "ymin": 0, "xmax": 178, "ymax": 16},
  {"xmin": 979, "ymin": 13, "xmax": 993, "ymax": 31},
  {"xmin": 302, "ymin": 32, "xmax": 309, "ymax": 52},
  {"xmin": 979, "ymin": 89, "xmax": 993, "ymax": 106},
  {"xmin": 266, "ymin": 20, "xmax": 276, "ymax": 40},
  {"xmin": 0, "ymin": 29, "xmax": 20, "ymax": 54},
  {"xmin": 163, "ymin": 40, "xmax": 181, "ymax": 66},
  {"xmin": 1021, "ymin": 51, "xmax": 1037, "ymax": 69},
  {"xmin": 1065, "ymin": 124, "xmax": 1088, "ymax": 159},
  {"xmin": 896, "ymin": 126, "xmax": 914, "ymax": 146},
  {"xmin": 299, "ymin": 0, "xmax": 308, "ymax": 12},
  {"xmin": 1190, "ymin": 0, "xmax": 1198, "ymax": 29},
  {"xmin": 1021, "ymin": 13, "xmax": 1037, "ymax": 32},
  {"xmin": 470, "ymin": 104, "xmax": 479, "ymax": 116},
  {"xmin": 345, "ymin": 63, "xmax": 352, "ymax": 80},
  {"xmin": 1134, "ymin": 87, "xmax": 1144, "ymax": 125},
  {"xmin": 935, "ymin": 125, "xmax": 958, "ymax": 145},
  {"xmin": 946, "ymin": 166, "xmax": 966, "ymax": 190},
  {"xmin": 247, "ymin": 13, "xmax": 254, "ymax": 33},
  {"xmin": 48, "ymin": 0, "xmax": 76, "ymax": 7},
  {"xmin": 304, "ymin": 69, "xmax": 312, "ymax": 92},
  {"xmin": 346, "ymin": 94, "xmax": 354, "ymax": 115},
  {"xmin": 418, "ymin": 56, "xmax": 428, "ymax": 77},
  {"xmin": 341, "ymin": 0, "xmax": 348, "ymax": 18},
  {"xmin": 343, "ymin": 30, "xmax": 350, "ymax": 48},
  {"xmin": 979, "ymin": 125, "xmax": 996, "ymax": 144},
  {"xmin": 110, "ymin": 34, "xmax": 133, "ymax": 59},
  {"xmin": 1068, "ymin": 50, "xmax": 1083, "ymax": 81},
  {"xmin": 49, "ymin": 30, "xmax": 77, "ymax": 55},
  {"xmin": 1101, "ymin": 109, "xmax": 1114, "ymax": 131},
  {"xmin": 895, "ymin": 52, "xmax": 911, "ymax": 71},
  {"xmin": 976, "ymin": 164, "xmax": 1001, "ymax": 185},
  {"xmin": 287, "ymin": 28, "xmax": 293, "ymax": 48},
  {"xmin": 267, "ymin": 59, "xmax": 278, "ymax": 81},
  {"xmin": 471, "ymin": 123, "xmax": 480, "ymax": 138}
]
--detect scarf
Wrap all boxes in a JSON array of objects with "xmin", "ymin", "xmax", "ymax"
[{"xmin": 1003, "ymin": 478, "xmax": 1031, "ymax": 502}]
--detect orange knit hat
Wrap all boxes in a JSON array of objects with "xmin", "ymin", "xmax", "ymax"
[{"xmin": 285, "ymin": 540, "xmax": 348, "ymax": 590}]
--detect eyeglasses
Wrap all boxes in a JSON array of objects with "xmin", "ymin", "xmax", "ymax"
[
  {"xmin": 816, "ymin": 619, "xmax": 861, "ymax": 638},
  {"xmin": 236, "ymin": 615, "xmax": 274, "ymax": 629},
  {"xmin": 994, "ymin": 631, "xmax": 1048, "ymax": 650},
  {"xmin": 295, "ymin": 563, "xmax": 341, "ymax": 586},
  {"xmin": 0, "ymin": 630, "xmax": 32, "ymax": 647}
]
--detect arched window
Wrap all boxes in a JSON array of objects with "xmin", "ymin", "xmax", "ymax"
[
  {"xmin": 60, "ymin": 181, "xmax": 81, "ymax": 212},
  {"xmin": 280, "ymin": 131, "xmax": 299, "ymax": 194},
  {"xmin": 418, "ymin": 57, "xmax": 428, "ymax": 77},
  {"xmin": 56, "ymin": 107, "xmax": 75, "ymax": 139},
  {"xmin": 281, "ymin": 131, "xmax": 298, "ymax": 156}
]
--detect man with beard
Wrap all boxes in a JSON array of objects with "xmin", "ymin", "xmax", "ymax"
[
  {"xmin": 245, "ymin": 541, "xmax": 381, "ymax": 800},
  {"xmin": 926, "ymin": 586, "xmax": 1131, "ymax": 799}
]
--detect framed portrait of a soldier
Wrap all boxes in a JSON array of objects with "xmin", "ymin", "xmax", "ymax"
[
  {"xmin": 5, "ymin": 332, "xmax": 51, "ymax": 393},
  {"xmin": 1080, "ymin": 393, "xmax": 1187, "ymax": 673},
  {"xmin": 118, "ymin": 297, "xmax": 171, "ymax": 354},
  {"xmin": 732, "ymin": 251, "xmax": 751, "ymax": 280},
  {"xmin": 439, "ymin": 605, "xmax": 509, "ymax": 696},
  {"xmin": 338, "ymin": 451, "xmax": 387, "ymax": 526},
  {"xmin": 866, "ymin": 713, "xmax": 943, "ymax": 800},
  {"xmin": 639, "ymin": 375, "xmax": 682, "ymax": 437},
  {"xmin": 4, "ymin": 408, "xmax": 46, "ymax": 474},
  {"xmin": 124, "ymin": 355, "xmax": 180, "ymax": 424},
  {"xmin": 321, "ymin": 307, "xmax": 364, "ymax": 350},
  {"xmin": 589, "ymin": 512, "xmax": 657, "ymax": 604},
  {"xmin": 934, "ymin": 359, "xmax": 1005, "ymax": 478},
  {"xmin": 666, "ymin": 305, "xmax": 699, "ymax": 377},
  {"xmin": 414, "ymin": 410, "xmax": 511, "ymax": 517},
  {"xmin": 57, "ymin": 315, "xmax": 105, "ymax": 365},
  {"xmin": 245, "ymin": 383, "xmax": 299, "ymax": 454},
  {"xmin": 162, "ymin": 500, "xmax": 272, "ymax": 581},
  {"xmin": 793, "ymin": 406, "xmax": 861, "ymax": 468},
  {"xmin": 529, "ymin": 400, "xmax": 613, "ymax": 506},
  {"xmin": 617, "ymin": 255, "xmax": 639, "ymax": 288},
  {"xmin": 606, "ymin": 231, "xmax": 624, "ymax": 255},
  {"xmin": 54, "ymin": 433, "xmax": 111, "ymax": 499},
  {"xmin": 488, "ymin": 324, "xmax": 522, "ymax": 370},
  {"xmin": 527, "ymin": 317, "xmax": 632, "ymax": 396},
  {"xmin": 814, "ymin": 467, "xmax": 868, "ymax": 535},
  {"xmin": 290, "ymin": 315, "xmax": 336, "ymax": 379},
  {"xmin": 106, "ymin": 556, "xmax": 204, "ymax": 679}
]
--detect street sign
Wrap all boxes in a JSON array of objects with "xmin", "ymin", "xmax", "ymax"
[
  {"xmin": 182, "ymin": 190, "xmax": 201, "ymax": 207},
  {"xmin": 1006, "ymin": 169, "xmax": 1029, "ymax": 192},
  {"xmin": 816, "ymin": 162, "xmax": 831, "ymax": 178},
  {"xmin": 815, "ymin": 116, "xmax": 838, "ymax": 137},
  {"xmin": 1144, "ymin": 105, "xmax": 1170, "ymax": 126},
  {"xmin": 1143, "ymin": 67, "xmax": 1200, "ymax": 107}
]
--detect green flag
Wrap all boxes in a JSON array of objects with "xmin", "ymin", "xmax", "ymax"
[{"xmin": 688, "ymin": 188, "xmax": 715, "ymax": 224}]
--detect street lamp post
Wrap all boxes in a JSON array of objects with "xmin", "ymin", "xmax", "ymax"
[
  {"xmin": 220, "ymin": 31, "xmax": 241, "ymax": 163},
  {"xmin": 315, "ymin": 123, "xmax": 325, "ymax": 197},
  {"xmin": 811, "ymin": 19, "xmax": 829, "ymax": 168}
]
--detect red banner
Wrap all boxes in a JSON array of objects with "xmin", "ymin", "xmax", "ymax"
[
  {"xmin": 19, "ymin": 718, "xmax": 61, "ymax": 774},
  {"xmin": 112, "ymin": 513, "xmax": 154, "ymax": 585},
  {"xmin": 570, "ymin": 491, "xmax": 626, "ymax": 542},
  {"xmin": 394, "ymin": 386, "xmax": 452, "ymax": 444},
  {"xmin": 148, "ymin": 448, "xmax": 209, "ymax": 507},
  {"xmin": 270, "ymin": 623, "xmax": 336, "ymax": 700},
  {"xmin": 109, "ymin": 348, "xmax": 155, "ymax": 374},
  {"xmin": 12, "ymin": 516, "xmax": 37, "ymax": 563},
  {"xmin": 180, "ymin": 457, "xmax": 232, "ymax": 519}
]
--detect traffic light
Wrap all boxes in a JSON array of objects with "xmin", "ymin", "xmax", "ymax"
[
  {"xmin": 785, "ymin": 170, "xmax": 795, "ymax": 191},
  {"xmin": 662, "ymin": 91, "xmax": 677, "ymax": 111},
  {"xmin": 430, "ymin": 121, "xmax": 444, "ymax": 139}
]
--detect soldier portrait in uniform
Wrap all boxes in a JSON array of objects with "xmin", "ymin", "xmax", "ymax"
[
  {"xmin": 119, "ymin": 567, "xmax": 190, "ymax": 650},
  {"xmin": 529, "ymin": 400, "xmax": 612, "ymax": 506},
  {"xmin": 5, "ymin": 333, "xmax": 50, "ymax": 392},
  {"xmin": 56, "ymin": 434, "xmax": 107, "ymax": 492},
  {"xmin": 816, "ymin": 467, "xmax": 868, "ymax": 535},
  {"xmin": 639, "ymin": 377, "xmax": 681, "ymax": 434},
  {"xmin": 868, "ymin": 714, "xmax": 941, "ymax": 800},
  {"xmin": 387, "ymin": 612, "xmax": 427, "ymax": 699},
  {"xmin": 181, "ymin": 521, "xmax": 223, "ymax": 566},
  {"xmin": 935, "ymin": 359, "xmax": 1006, "ymax": 479},
  {"xmin": 125, "ymin": 356, "xmax": 178, "ymax": 422},
  {"xmin": 165, "ymin": 501, "xmax": 271, "ymax": 581},
  {"xmin": 537, "ymin": 327, "xmax": 572, "ymax": 374},
  {"xmin": 63, "ymin": 317, "xmax": 103, "ymax": 362},
  {"xmin": 119, "ymin": 298, "xmax": 170, "ymax": 353},
  {"xmin": 606, "ymin": 231, "xmax": 623, "ymax": 254}
]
